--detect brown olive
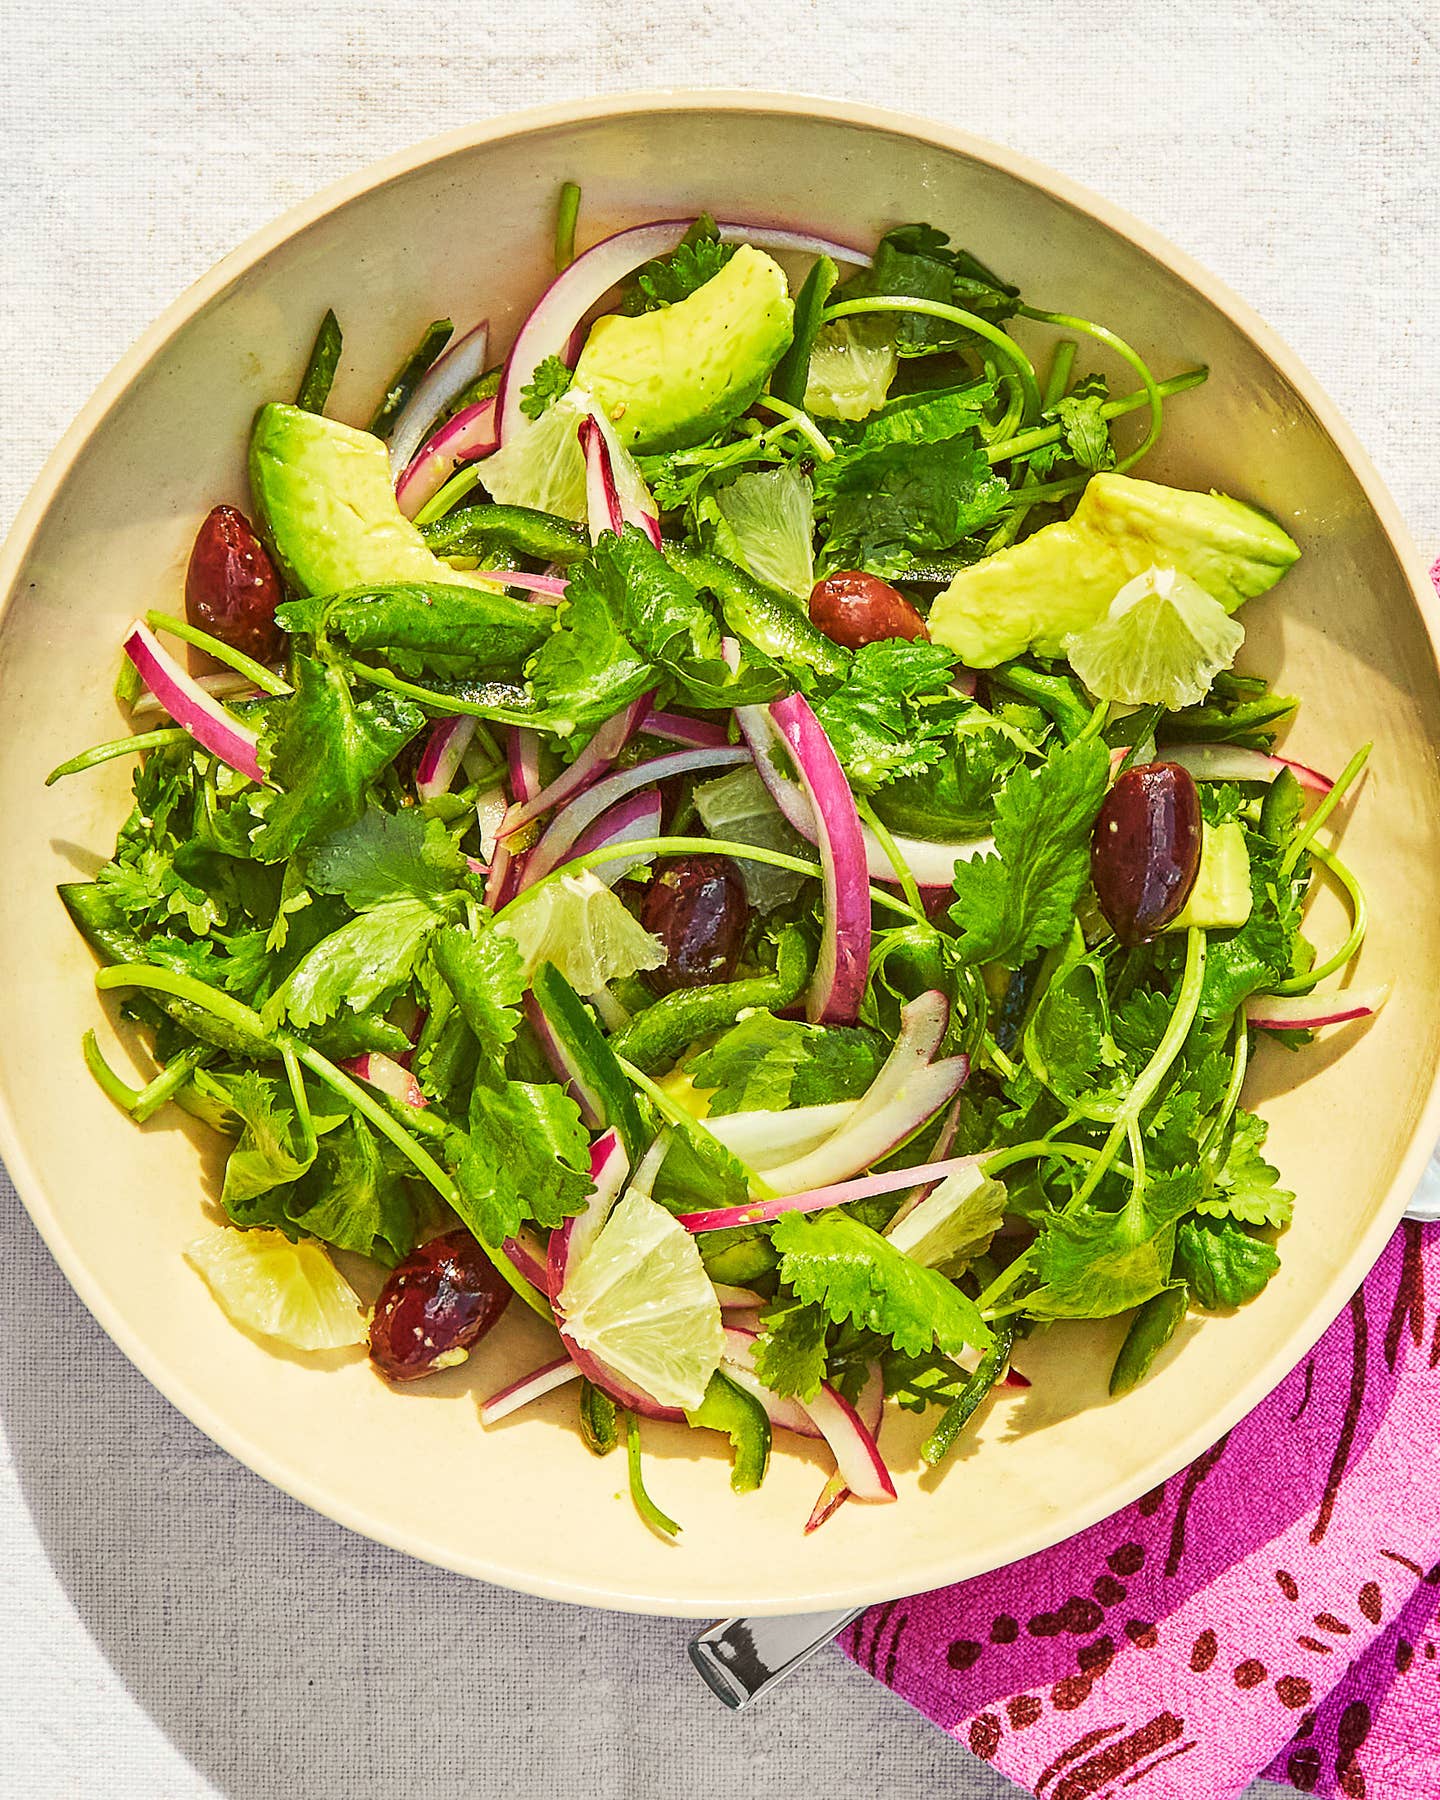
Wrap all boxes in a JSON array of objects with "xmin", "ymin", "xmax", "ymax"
[
  {"xmin": 185, "ymin": 504, "xmax": 283, "ymax": 662},
  {"xmin": 639, "ymin": 855, "xmax": 749, "ymax": 993},
  {"xmin": 1091, "ymin": 761, "xmax": 1203, "ymax": 944},
  {"xmin": 369, "ymin": 1230, "xmax": 510, "ymax": 1383},
  {"xmin": 808, "ymin": 571, "xmax": 930, "ymax": 650}
]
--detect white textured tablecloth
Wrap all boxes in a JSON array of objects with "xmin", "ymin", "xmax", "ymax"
[{"xmin": 2, "ymin": 5, "xmax": 1437, "ymax": 1795}]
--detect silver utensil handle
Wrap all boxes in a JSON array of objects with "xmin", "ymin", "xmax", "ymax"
[{"xmin": 689, "ymin": 1608, "xmax": 864, "ymax": 1708}]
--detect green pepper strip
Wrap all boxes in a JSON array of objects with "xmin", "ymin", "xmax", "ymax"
[
  {"xmin": 610, "ymin": 925, "xmax": 811, "ymax": 1075},
  {"xmin": 685, "ymin": 1370, "xmax": 771, "ymax": 1493},
  {"xmin": 296, "ymin": 309, "xmax": 342, "ymax": 414},
  {"xmin": 421, "ymin": 504, "xmax": 590, "ymax": 566},
  {"xmin": 661, "ymin": 543, "xmax": 850, "ymax": 683},
  {"xmin": 1109, "ymin": 1286, "xmax": 1187, "ymax": 1397},
  {"xmin": 988, "ymin": 664, "xmax": 1095, "ymax": 742},
  {"xmin": 578, "ymin": 1379, "xmax": 618, "ymax": 1454},
  {"xmin": 145, "ymin": 611, "xmax": 292, "ymax": 696},
  {"xmin": 625, "ymin": 1410, "xmax": 681, "ymax": 1537},
  {"xmin": 46, "ymin": 728, "xmax": 190, "ymax": 787},
  {"xmin": 90, "ymin": 963, "xmax": 551, "ymax": 1319},
  {"xmin": 769, "ymin": 254, "xmax": 838, "ymax": 409},
  {"xmin": 368, "ymin": 319, "xmax": 454, "ymax": 439},
  {"xmin": 920, "ymin": 1323, "xmax": 1015, "ymax": 1466},
  {"xmin": 822, "ymin": 296, "xmax": 1042, "ymax": 424}
]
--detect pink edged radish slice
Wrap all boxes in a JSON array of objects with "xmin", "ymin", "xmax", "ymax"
[
  {"xmin": 1246, "ymin": 985, "xmax": 1389, "ymax": 1031},
  {"xmin": 123, "ymin": 621, "xmax": 264, "ymax": 784},
  {"xmin": 637, "ymin": 707, "xmax": 730, "ymax": 750},
  {"xmin": 480, "ymin": 1355, "xmax": 580, "ymax": 1425},
  {"xmin": 1162, "ymin": 742, "xmax": 1332, "ymax": 795},
  {"xmin": 806, "ymin": 1362, "xmax": 885, "ymax": 1532},
  {"xmin": 501, "ymin": 1228, "xmax": 553, "ymax": 1297},
  {"xmin": 678, "ymin": 1148, "xmax": 984, "ymax": 1234},
  {"xmin": 702, "ymin": 1101, "xmax": 860, "ymax": 1170},
  {"xmin": 337, "ymin": 1053, "xmax": 428, "ymax": 1110},
  {"xmin": 723, "ymin": 1328, "xmax": 892, "ymax": 1500},
  {"xmin": 387, "ymin": 319, "xmax": 491, "ymax": 479}
]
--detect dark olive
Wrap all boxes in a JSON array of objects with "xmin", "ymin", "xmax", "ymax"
[
  {"xmin": 639, "ymin": 855, "xmax": 749, "ymax": 993},
  {"xmin": 185, "ymin": 504, "xmax": 283, "ymax": 662},
  {"xmin": 369, "ymin": 1230, "xmax": 510, "ymax": 1383},
  {"xmin": 1091, "ymin": 761, "xmax": 1203, "ymax": 944},
  {"xmin": 808, "ymin": 570, "xmax": 929, "ymax": 650}
]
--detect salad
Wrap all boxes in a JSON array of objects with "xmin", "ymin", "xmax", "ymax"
[{"xmin": 51, "ymin": 189, "xmax": 1383, "ymax": 1536}]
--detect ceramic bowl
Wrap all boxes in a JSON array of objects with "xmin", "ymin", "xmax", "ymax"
[{"xmin": 2, "ymin": 92, "xmax": 1437, "ymax": 1616}]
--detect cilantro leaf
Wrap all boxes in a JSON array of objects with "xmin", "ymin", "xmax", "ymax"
[
  {"xmin": 1175, "ymin": 1216, "xmax": 1280, "ymax": 1309},
  {"xmin": 520, "ymin": 354, "xmax": 574, "ymax": 419},
  {"xmin": 841, "ymin": 225, "xmax": 1019, "ymax": 355},
  {"xmin": 526, "ymin": 542, "xmax": 654, "ymax": 738},
  {"xmin": 430, "ymin": 925, "xmax": 527, "ymax": 1074},
  {"xmin": 872, "ymin": 716, "xmax": 1027, "ymax": 841},
  {"xmin": 212, "ymin": 1071, "xmax": 318, "ymax": 1210},
  {"xmin": 752, "ymin": 1297, "xmax": 831, "ymax": 1402},
  {"xmin": 770, "ymin": 1210, "xmax": 992, "ymax": 1358},
  {"xmin": 814, "ymin": 435, "xmax": 1009, "ymax": 579},
  {"xmin": 814, "ymin": 642, "xmax": 971, "ymax": 793},
  {"xmin": 275, "ymin": 584, "xmax": 553, "ymax": 675},
  {"xmin": 948, "ymin": 738, "xmax": 1110, "ymax": 966},
  {"xmin": 252, "ymin": 655, "xmax": 424, "ymax": 864},
  {"xmin": 264, "ymin": 897, "xmax": 442, "ymax": 1029},
  {"xmin": 452, "ymin": 1080, "xmax": 593, "ymax": 1245},
  {"xmin": 283, "ymin": 1116, "xmax": 423, "ymax": 1264},
  {"xmin": 97, "ymin": 846, "xmax": 226, "ymax": 936},
  {"xmin": 1052, "ymin": 385, "xmax": 1115, "ymax": 473},
  {"xmin": 306, "ymin": 808, "xmax": 467, "ymax": 909},
  {"xmin": 621, "ymin": 214, "xmax": 736, "ymax": 314},
  {"xmin": 684, "ymin": 1011, "xmax": 883, "ymax": 1116},
  {"xmin": 1025, "ymin": 1169, "xmax": 1200, "ymax": 1319},
  {"xmin": 1198, "ymin": 1111, "xmax": 1295, "ymax": 1227}
]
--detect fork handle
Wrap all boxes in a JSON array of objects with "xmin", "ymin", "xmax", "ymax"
[{"xmin": 688, "ymin": 1608, "xmax": 864, "ymax": 1708}]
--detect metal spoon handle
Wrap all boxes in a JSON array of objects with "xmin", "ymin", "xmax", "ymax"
[{"xmin": 689, "ymin": 1608, "xmax": 864, "ymax": 1708}]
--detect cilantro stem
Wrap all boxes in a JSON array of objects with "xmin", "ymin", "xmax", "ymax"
[
  {"xmin": 509, "ymin": 835, "xmax": 927, "ymax": 923},
  {"xmin": 974, "ymin": 1252, "xmax": 1032, "ymax": 1314},
  {"xmin": 750, "ymin": 395, "xmax": 835, "ymax": 461},
  {"xmin": 46, "ymin": 728, "xmax": 189, "ymax": 787},
  {"xmin": 1017, "ymin": 305, "xmax": 1163, "ymax": 471},
  {"xmin": 347, "ymin": 660, "xmax": 539, "ymax": 726},
  {"xmin": 822, "ymin": 295, "xmax": 1042, "ymax": 422},
  {"xmin": 979, "ymin": 1032, "xmax": 1019, "ymax": 1082},
  {"xmin": 1274, "ymin": 840, "xmax": 1367, "ymax": 993},
  {"xmin": 1042, "ymin": 339, "xmax": 1078, "ymax": 408},
  {"xmin": 1279, "ymin": 742, "xmax": 1371, "ymax": 877},
  {"xmin": 281, "ymin": 1044, "xmax": 318, "ymax": 1163},
  {"xmin": 625, "ymin": 1411, "xmax": 681, "ymax": 1538},
  {"xmin": 1199, "ymin": 1009, "xmax": 1248, "ymax": 1164},
  {"xmin": 412, "ymin": 464, "xmax": 485, "ymax": 526},
  {"xmin": 615, "ymin": 1056, "xmax": 774, "ymax": 1200},
  {"xmin": 145, "ymin": 612, "xmax": 292, "ymax": 696},
  {"xmin": 985, "ymin": 366, "xmax": 1207, "ymax": 465},
  {"xmin": 131, "ymin": 1042, "xmax": 211, "ymax": 1125},
  {"xmin": 82, "ymin": 1029, "xmax": 142, "ymax": 1112},
  {"xmin": 855, "ymin": 796, "xmax": 924, "ymax": 917},
  {"xmin": 1068, "ymin": 927, "xmax": 1208, "ymax": 1210},
  {"xmin": 554, "ymin": 180, "xmax": 582, "ymax": 272}
]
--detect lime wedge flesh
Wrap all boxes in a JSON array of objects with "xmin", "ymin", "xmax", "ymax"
[
  {"xmin": 1066, "ymin": 565, "xmax": 1245, "ymax": 710},
  {"xmin": 186, "ymin": 1228, "xmax": 367, "ymax": 1351},
  {"xmin": 498, "ymin": 871, "xmax": 664, "ymax": 996}
]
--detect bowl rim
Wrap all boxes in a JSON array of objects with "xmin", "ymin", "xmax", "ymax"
[{"xmin": 3, "ymin": 87, "xmax": 1438, "ymax": 1617}]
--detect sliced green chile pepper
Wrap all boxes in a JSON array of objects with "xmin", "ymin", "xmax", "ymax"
[
  {"xmin": 609, "ymin": 926, "xmax": 811, "ymax": 1075},
  {"xmin": 421, "ymin": 504, "xmax": 590, "ymax": 566},
  {"xmin": 1109, "ymin": 1285, "xmax": 1188, "ymax": 1396},
  {"xmin": 685, "ymin": 1371, "xmax": 771, "ymax": 1492},
  {"xmin": 661, "ymin": 544, "xmax": 850, "ymax": 687},
  {"xmin": 530, "ymin": 962, "xmax": 646, "ymax": 1159},
  {"xmin": 920, "ymin": 1322, "xmax": 1014, "ymax": 1467},
  {"xmin": 579, "ymin": 1380, "xmax": 619, "ymax": 1455},
  {"xmin": 990, "ymin": 663, "xmax": 1094, "ymax": 742}
]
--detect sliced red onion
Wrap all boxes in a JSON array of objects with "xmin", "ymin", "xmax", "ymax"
[
  {"xmin": 496, "ymin": 218, "xmax": 872, "ymax": 445},
  {"xmin": 1163, "ymin": 742, "xmax": 1333, "ymax": 795},
  {"xmin": 128, "ymin": 668, "xmax": 267, "ymax": 723},
  {"xmin": 703, "ymin": 1100, "xmax": 860, "ymax": 1169},
  {"xmin": 123, "ymin": 622, "xmax": 264, "ymax": 784},
  {"xmin": 548, "ymin": 1128, "xmax": 629, "ymax": 1295},
  {"xmin": 952, "ymin": 668, "xmax": 979, "ymax": 700},
  {"xmin": 764, "ymin": 691, "xmax": 870, "ymax": 1023},
  {"xmin": 395, "ymin": 396, "xmax": 500, "ymax": 519},
  {"xmin": 337, "ymin": 1052, "xmax": 428, "ymax": 1110},
  {"xmin": 735, "ymin": 679, "xmax": 991, "ymax": 888},
  {"xmin": 805, "ymin": 1472, "xmax": 850, "ymax": 1534},
  {"xmin": 569, "ymin": 789, "xmax": 664, "ymax": 886},
  {"xmin": 509, "ymin": 726, "xmax": 543, "ymax": 804},
  {"xmin": 416, "ymin": 715, "xmax": 477, "ymax": 802},
  {"xmin": 579, "ymin": 413, "xmax": 662, "ymax": 547},
  {"xmin": 480, "ymin": 1355, "xmax": 580, "ymax": 1425},
  {"xmin": 502, "ymin": 1227, "xmax": 553, "ymax": 1296},
  {"xmin": 388, "ymin": 319, "xmax": 490, "ymax": 478},
  {"xmin": 886, "ymin": 1094, "xmax": 963, "ymax": 1233},
  {"xmin": 475, "ymin": 783, "xmax": 508, "ymax": 866},
  {"xmin": 520, "ymin": 745, "xmax": 747, "ymax": 888},
  {"xmin": 1246, "ymin": 985, "xmax": 1389, "ymax": 1030},
  {"xmin": 638, "ymin": 707, "xmax": 730, "ymax": 749},
  {"xmin": 680, "ymin": 1146, "xmax": 983, "ymax": 1234},
  {"xmin": 499, "ymin": 695, "xmax": 648, "ymax": 839}
]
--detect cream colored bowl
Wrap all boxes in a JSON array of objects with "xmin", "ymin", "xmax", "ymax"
[{"xmin": 2, "ymin": 93, "xmax": 1437, "ymax": 1617}]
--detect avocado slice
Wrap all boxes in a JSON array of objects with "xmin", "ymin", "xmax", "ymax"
[
  {"xmin": 928, "ymin": 474, "xmax": 1301, "ymax": 667},
  {"xmin": 249, "ymin": 403, "xmax": 497, "ymax": 597},
  {"xmin": 572, "ymin": 245, "xmax": 794, "ymax": 454},
  {"xmin": 1166, "ymin": 820, "xmax": 1253, "ymax": 932}
]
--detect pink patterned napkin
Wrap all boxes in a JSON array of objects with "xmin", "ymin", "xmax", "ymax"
[
  {"xmin": 843, "ymin": 1221, "xmax": 1440, "ymax": 1798},
  {"xmin": 842, "ymin": 551, "xmax": 1440, "ymax": 1800}
]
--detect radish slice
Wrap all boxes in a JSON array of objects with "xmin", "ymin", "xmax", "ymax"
[
  {"xmin": 337, "ymin": 1052, "xmax": 428, "ymax": 1110},
  {"xmin": 1162, "ymin": 742, "xmax": 1332, "ymax": 795},
  {"xmin": 396, "ymin": 396, "xmax": 500, "ymax": 519},
  {"xmin": 760, "ymin": 690, "xmax": 869, "ymax": 1023},
  {"xmin": 509, "ymin": 726, "xmax": 543, "ymax": 805},
  {"xmin": 520, "ymin": 745, "xmax": 747, "ymax": 888},
  {"xmin": 1246, "ymin": 985, "xmax": 1390, "ymax": 1030},
  {"xmin": 467, "ymin": 569, "xmax": 568, "ymax": 599},
  {"xmin": 720, "ymin": 1328, "xmax": 822, "ymax": 1439},
  {"xmin": 388, "ymin": 319, "xmax": 490, "ymax": 478},
  {"xmin": 735, "ymin": 682, "xmax": 991, "ymax": 888},
  {"xmin": 711, "ymin": 1284, "xmax": 764, "ymax": 1310},
  {"xmin": 806, "ymin": 1361, "xmax": 885, "ymax": 1532},
  {"xmin": 723, "ymin": 1328, "xmax": 891, "ymax": 1495},
  {"xmin": 128, "ymin": 667, "xmax": 269, "ymax": 722},
  {"xmin": 570, "ymin": 789, "xmax": 664, "ymax": 886},
  {"xmin": 415, "ymin": 715, "xmax": 477, "ymax": 802},
  {"xmin": 480, "ymin": 1355, "xmax": 580, "ymax": 1425},
  {"xmin": 497, "ymin": 218, "xmax": 872, "ymax": 444},
  {"xmin": 638, "ymin": 707, "xmax": 730, "ymax": 749},
  {"xmin": 887, "ymin": 1094, "xmax": 962, "ymax": 1233},
  {"xmin": 502, "ymin": 1228, "xmax": 553, "ymax": 1296},
  {"xmin": 680, "ymin": 1148, "xmax": 984, "ymax": 1234},
  {"xmin": 499, "ymin": 695, "xmax": 649, "ymax": 839},
  {"xmin": 475, "ymin": 783, "xmax": 508, "ymax": 867},
  {"xmin": 123, "ymin": 621, "xmax": 264, "ymax": 784},
  {"xmin": 704, "ymin": 1101, "xmax": 860, "ymax": 1168},
  {"xmin": 579, "ymin": 414, "xmax": 662, "ymax": 548}
]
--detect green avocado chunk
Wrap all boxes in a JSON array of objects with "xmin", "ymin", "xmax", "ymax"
[
  {"xmin": 249, "ymin": 403, "xmax": 497, "ymax": 597},
  {"xmin": 1166, "ymin": 820, "xmax": 1253, "ymax": 932},
  {"xmin": 928, "ymin": 474, "xmax": 1301, "ymax": 667},
  {"xmin": 572, "ymin": 245, "xmax": 794, "ymax": 454}
]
